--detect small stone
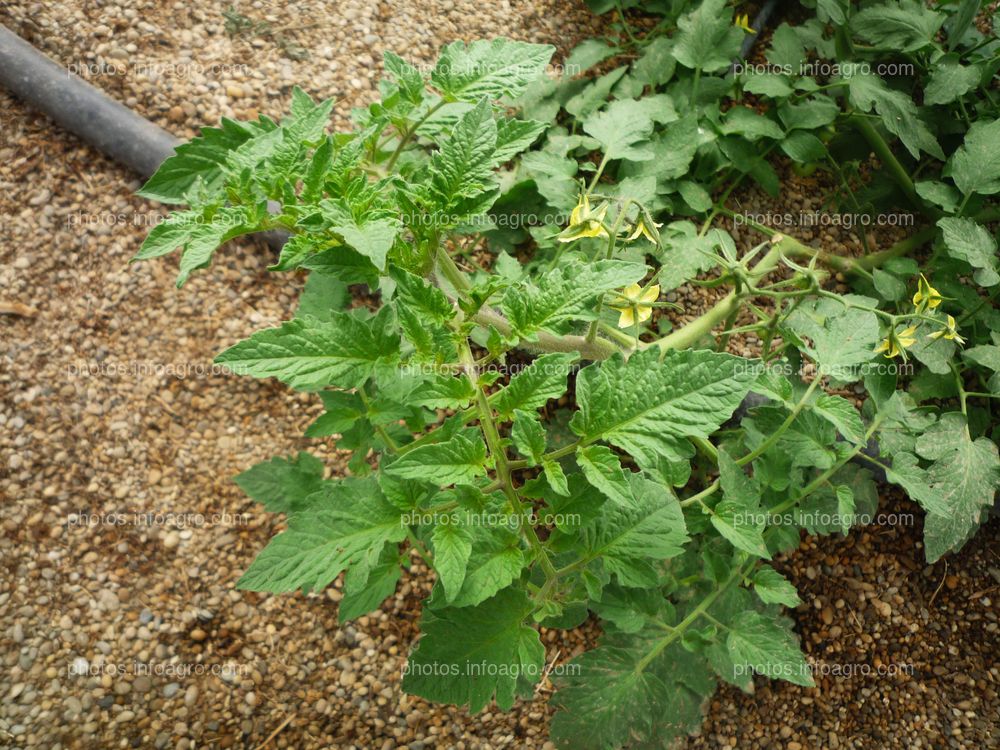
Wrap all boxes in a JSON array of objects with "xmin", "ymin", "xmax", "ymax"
[
  {"xmin": 945, "ymin": 575, "xmax": 959, "ymax": 590},
  {"xmin": 184, "ymin": 685, "xmax": 198, "ymax": 706},
  {"xmin": 245, "ymin": 691, "xmax": 258, "ymax": 707},
  {"xmin": 134, "ymin": 675, "xmax": 152, "ymax": 693},
  {"xmin": 115, "ymin": 709, "xmax": 135, "ymax": 723},
  {"xmin": 226, "ymin": 84, "xmax": 244, "ymax": 99},
  {"xmin": 163, "ymin": 531, "xmax": 180, "ymax": 549},
  {"xmin": 29, "ymin": 188, "xmax": 51, "ymax": 206},
  {"xmin": 65, "ymin": 696, "xmax": 83, "ymax": 716},
  {"xmin": 12, "ymin": 622, "xmax": 24, "ymax": 643},
  {"xmin": 339, "ymin": 670, "xmax": 356, "ymax": 687},
  {"xmin": 168, "ymin": 106, "xmax": 184, "ymax": 123},
  {"xmin": 163, "ymin": 682, "xmax": 181, "ymax": 699},
  {"xmin": 97, "ymin": 589, "xmax": 120, "ymax": 612},
  {"xmin": 190, "ymin": 627, "xmax": 207, "ymax": 641}
]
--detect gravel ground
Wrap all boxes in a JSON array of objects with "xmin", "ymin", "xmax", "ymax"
[{"xmin": 1, "ymin": 2, "xmax": 998, "ymax": 749}]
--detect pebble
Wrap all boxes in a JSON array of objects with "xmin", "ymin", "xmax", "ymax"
[
  {"xmin": 163, "ymin": 683, "xmax": 181, "ymax": 699},
  {"xmin": 97, "ymin": 589, "xmax": 120, "ymax": 612}
]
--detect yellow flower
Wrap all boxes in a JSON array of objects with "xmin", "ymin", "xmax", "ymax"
[
  {"xmin": 558, "ymin": 194, "xmax": 609, "ymax": 243},
  {"xmin": 912, "ymin": 274, "xmax": 942, "ymax": 313},
  {"xmin": 624, "ymin": 217, "xmax": 663, "ymax": 244},
  {"xmin": 874, "ymin": 325, "xmax": 918, "ymax": 359},
  {"xmin": 610, "ymin": 283, "xmax": 660, "ymax": 328},
  {"xmin": 928, "ymin": 315, "xmax": 965, "ymax": 345},
  {"xmin": 734, "ymin": 13, "xmax": 756, "ymax": 34}
]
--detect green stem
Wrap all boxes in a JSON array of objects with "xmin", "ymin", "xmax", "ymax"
[
  {"xmin": 853, "ymin": 116, "xmax": 925, "ymax": 213},
  {"xmin": 459, "ymin": 341, "xmax": 558, "ymax": 582},
  {"xmin": 737, "ymin": 377, "xmax": 821, "ymax": 467},
  {"xmin": 386, "ymin": 100, "xmax": 445, "ymax": 171},
  {"xmin": 634, "ymin": 560, "xmax": 748, "ymax": 673}
]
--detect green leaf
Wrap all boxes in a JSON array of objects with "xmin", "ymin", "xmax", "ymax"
[
  {"xmin": 392, "ymin": 268, "xmax": 456, "ymax": 324},
  {"xmin": 493, "ymin": 118, "xmax": 548, "ymax": 164},
  {"xmin": 752, "ymin": 566, "xmax": 802, "ymax": 607},
  {"xmin": 582, "ymin": 99, "xmax": 655, "ymax": 161},
  {"xmin": 332, "ymin": 216, "xmax": 399, "ymax": 272},
  {"xmin": 491, "ymin": 353, "xmax": 577, "ymax": 419},
  {"xmin": 937, "ymin": 217, "xmax": 1000, "ymax": 286},
  {"xmin": 388, "ymin": 431, "xmax": 488, "ymax": 485},
  {"xmin": 780, "ymin": 131, "xmax": 827, "ymax": 163},
  {"xmin": 853, "ymin": 0, "xmax": 943, "ymax": 51},
  {"xmin": 234, "ymin": 452, "xmax": 326, "ymax": 514},
  {"xmin": 576, "ymin": 444, "xmax": 633, "ymax": 507},
  {"xmin": 295, "ymin": 273, "xmax": 349, "ymax": 322},
  {"xmin": 583, "ymin": 473, "xmax": 689, "ymax": 587},
  {"xmin": 435, "ymin": 522, "xmax": 525, "ymax": 608},
  {"xmin": 766, "ymin": 23, "xmax": 805, "ymax": 70},
  {"xmin": 403, "ymin": 587, "xmax": 544, "ymax": 712},
  {"xmin": 924, "ymin": 56, "xmax": 982, "ymax": 105},
  {"xmin": 944, "ymin": 118, "xmax": 1000, "ymax": 196},
  {"xmin": 720, "ymin": 107, "xmax": 784, "ymax": 141},
  {"xmin": 621, "ymin": 115, "xmax": 701, "ymax": 185},
  {"xmin": 501, "ymin": 261, "xmax": 646, "ymax": 339},
  {"xmin": 963, "ymin": 345, "xmax": 1000, "ymax": 371},
  {"xmin": 340, "ymin": 547, "xmax": 402, "ymax": 622},
  {"xmin": 915, "ymin": 413, "xmax": 1000, "ymax": 562},
  {"xmin": 551, "ymin": 634, "xmax": 713, "ymax": 750},
  {"xmin": 847, "ymin": 74, "xmax": 943, "ymax": 160},
  {"xmin": 512, "ymin": 410, "xmax": 546, "ymax": 464},
  {"xmin": 543, "ymin": 459, "xmax": 570, "ymax": 496},
  {"xmin": 431, "ymin": 522, "xmax": 474, "ymax": 603},
  {"xmin": 834, "ymin": 484, "xmax": 855, "ymax": 535},
  {"xmin": 134, "ymin": 206, "xmax": 258, "ymax": 286},
  {"xmin": 631, "ymin": 36, "xmax": 676, "ymax": 87},
  {"xmin": 237, "ymin": 477, "xmax": 405, "ymax": 593},
  {"xmin": 711, "ymin": 451, "xmax": 769, "ymax": 558},
  {"xmin": 812, "ymin": 394, "xmax": 866, "ymax": 445},
  {"xmin": 431, "ymin": 39, "xmax": 555, "ymax": 102},
  {"xmin": 428, "ymin": 98, "xmax": 499, "ymax": 211},
  {"xmin": 571, "ymin": 348, "xmax": 758, "ymax": 469},
  {"xmin": 384, "ymin": 50, "xmax": 425, "ymax": 103},
  {"xmin": 777, "ymin": 96, "xmax": 840, "ymax": 131},
  {"xmin": 654, "ymin": 219, "xmax": 720, "ymax": 291},
  {"xmin": 672, "ymin": 0, "xmax": 743, "ymax": 72},
  {"xmin": 726, "ymin": 611, "xmax": 814, "ymax": 687},
  {"xmin": 215, "ymin": 309, "xmax": 400, "ymax": 390},
  {"xmin": 305, "ymin": 391, "xmax": 366, "ymax": 437},
  {"xmin": 565, "ymin": 38, "xmax": 620, "ymax": 73},
  {"xmin": 410, "ymin": 374, "xmax": 475, "ymax": 410},
  {"xmin": 137, "ymin": 118, "xmax": 265, "ymax": 203},
  {"xmin": 785, "ymin": 295, "xmax": 880, "ymax": 378},
  {"xmin": 743, "ymin": 73, "xmax": 794, "ymax": 98}
]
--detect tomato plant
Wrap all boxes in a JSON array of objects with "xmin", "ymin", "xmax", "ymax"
[{"xmin": 136, "ymin": 3, "xmax": 999, "ymax": 746}]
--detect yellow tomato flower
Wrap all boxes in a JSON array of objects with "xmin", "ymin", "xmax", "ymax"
[
  {"xmin": 734, "ymin": 13, "xmax": 756, "ymax": 34},
  {"xmin": 912, "ymin": 274, "xmax": 942, "ymax": 313},
  {"xmin": 928, "ymin": 315, "xmax": 965, "ymax": 344},
  {"xmin": 874, "ymin": 325, "xmax": 918, "ymax": 359},
  {"xmin": 558, "ymin": 194, "xmax": 609, "ymax": 243},
  {"xmin": 610, "ymin": 283, "xmax": 660, "ymax": 328},
  {"xmin": 624, "ymin": 217, "xmax": 664, "ymax": 244}
]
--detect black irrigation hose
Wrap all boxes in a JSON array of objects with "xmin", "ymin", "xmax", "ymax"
[{"xmin": 1, "ymin": 15, "xmax": 889, "ymax": 483}]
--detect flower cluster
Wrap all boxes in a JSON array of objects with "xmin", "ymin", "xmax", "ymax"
[{"xmin": 874, "ymin": 275, "xmax": 964, "ymax": 359}]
